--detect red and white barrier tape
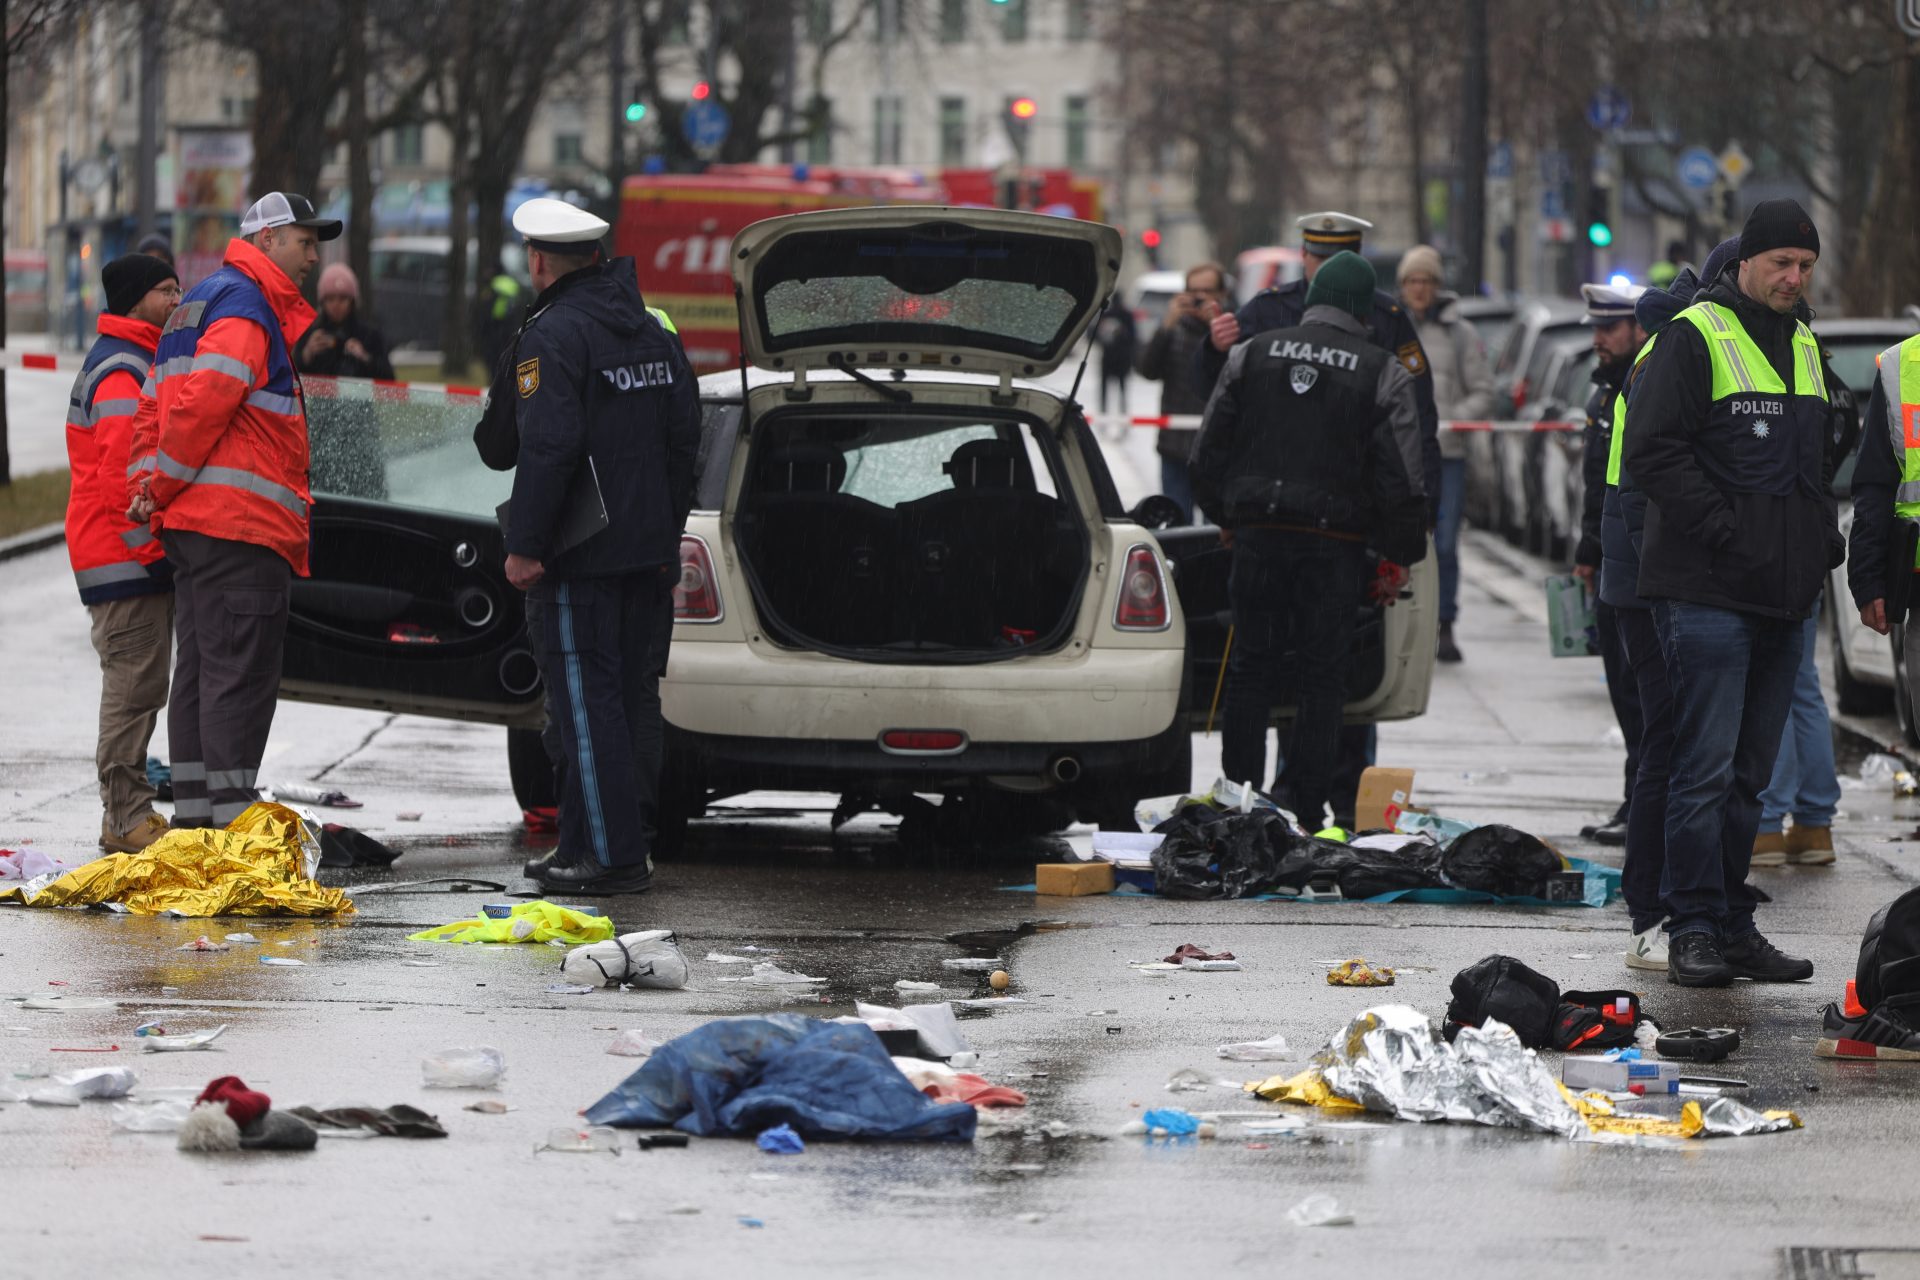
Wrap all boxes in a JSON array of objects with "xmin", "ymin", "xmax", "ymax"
[
  {"xmin": 1, "ymin": 348, "xmax": 486, "ymax": 407},
  {"xmin": 1085, "ymin": 411, "xmax": 1579, "ymax": 434}
]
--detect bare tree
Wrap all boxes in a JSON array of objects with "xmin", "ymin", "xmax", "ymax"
[{"xmin": 2, "ymin": 0, "xmax": 88, "ymax": 485}]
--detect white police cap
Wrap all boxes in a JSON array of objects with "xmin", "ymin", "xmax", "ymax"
[
  {"xmin": 512, "ymin": 198, "xmax": 609, "ymax": 254},
  {"xmin": 1297, "ymin": 211, "xmax": 1373, "ymax": 256},
  {"xmin": 1580, "ymin": 281, "xmax": 1645, "ymax": 324}
]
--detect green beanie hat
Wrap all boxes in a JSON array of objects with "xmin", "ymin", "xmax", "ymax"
[{"xmin": 1305, "ymin": 250, "xmax": 1376, "ymax": 322}]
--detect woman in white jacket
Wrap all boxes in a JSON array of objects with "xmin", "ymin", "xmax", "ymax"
[{"xmin": 1397, "ymin": 245, "xmax": 1494, "ymax": 663}]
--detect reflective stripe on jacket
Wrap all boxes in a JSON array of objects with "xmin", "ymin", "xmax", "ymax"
[
  {"xmin": 65, "ymin": 312, "xmax": 170, "ymax": 604},
  {"xmin": 1881, "ymin": 335, "xmax": 1920, "ymax": 567},
  {"xmin": 130, "ymin": 238, "xmax": 316, "ymax": 574}
]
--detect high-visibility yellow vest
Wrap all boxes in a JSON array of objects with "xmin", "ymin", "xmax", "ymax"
[
  {"xmin": 646, "ymin": 305, "xmax": 677, "ymax": 335},
  {"xmin": 1607, "ymin": 333, "xmax": 1659, "ymax": 487},
  {"xmin": 1879, "ymin": 334, "xmax": 1920, "ymax": 566}
]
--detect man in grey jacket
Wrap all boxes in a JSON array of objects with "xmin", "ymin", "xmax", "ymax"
[{"xmin": 1397, "ymin": 246, "xmax": 1493, "ymax": 662}]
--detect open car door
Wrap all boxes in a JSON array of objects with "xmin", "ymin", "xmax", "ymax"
[
  {"xmin": 277, "ymin": 378, "xmax": 544, "ymax": 729},
  {"xmin": 1159, "ymin": 518, "xmax": 1437, "ymax": 730}
]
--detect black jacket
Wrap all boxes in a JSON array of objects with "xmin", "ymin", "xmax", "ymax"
[
  {"xmin": 1194, "ymin": 277, "xmax": 1440, "ymax": 500},
  {"xmin": 1134, "ymin": 313, "xmax": 1211, "ymax": 462},
  {"xmin": 1624, "ymin": 275, "xmax": 1841, "ymax": 620},
  {"xmin": 1575, "ymin": 362, "xmax": 1628, "ymax": 570},
  {"xmin": 1190, "ymin": 305, "xmax": 1427, "ymax": 564},
  {"xmin": 295, "ymin": 310, "xmax": 396, "ymax": 380},
  {"xmin": 1849, "ymin": 375, "xmax": 1901, "ymax": 610},
  {"xmin": 503, "ymin": 258, "xmax": 701, "ymax": 578}
]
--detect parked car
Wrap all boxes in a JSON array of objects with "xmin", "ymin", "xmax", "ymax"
[
  {"xmin": 1453, "ymin": 295, "xmax": 1519, "ymax": 368},
  {"xmin": 1127, "ymin": 268, "xmax": 1186, "ymax": 345},
  {"xmin": 1232, "ymin": 246, "xmax": 1306, "ymax": 306},
  {"xmin": 283, "ymin": 207, "xmax": 1438, "ymax": 844},
  {"xmin": 367, "ymin": 236, "xmax": 527, "ymax": 354},
  {"xmin": 1490, "ymin": 297, "xmax": 1586, "ymax": 416}
]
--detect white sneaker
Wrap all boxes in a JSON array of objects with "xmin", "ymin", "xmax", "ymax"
[{"xmin": 1625, "ymin": 925, "xmax": 1669, "ymax": 971}]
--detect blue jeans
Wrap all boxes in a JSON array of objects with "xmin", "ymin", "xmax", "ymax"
[
  {"xmin": 1222, "ymin": 529, "xmax": 1367, "ymax": 825},
  {"xmin": 1654, "ymin": 600, "xmax": 1803, "ymax": 940},
  {"xmin": 1434, "ymin": 458, "xmax": 1466, "ymax": 624},
  {"xmin": 1616, "ymin": 606, "xmax": 1672, "ymax": 934},
  {"xmin": 1160, "ymin": 456, "xmax": 1195, "ymax": 524},
  {"xmin": 1758, "ymin": 599, "xmax": 1841, "ymax": 831}
]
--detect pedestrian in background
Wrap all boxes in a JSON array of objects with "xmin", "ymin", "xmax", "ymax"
[
  {"xmin": 136, "ymin": 234, "xmax": 175, "ymax": 271},
  {"xmin": 503, "ymin": 198, "xmax": 701, "ymax": 895},
  {"xmin": 127, "ymin": 192, "xmax": 338, "ymax": 830},
  {"xmin": 1134, "ymin": 261, "xmax": 1229, "ymax": 521},
  {"xmin": 1575, "ymin": 283, "xmax": 1648, "ymax": 848},
  {"xmin": 1396, "ymin": 244, "xmax": 1492, "ymax": 663},
  {"xmin": 1095, "ymin": 295, "xmax": 1137, "ymax": 418},
  {"xmin": 1626, "ymin": 198, "xmax": 1834, "ymax": 987},
  {"xmin": 295, "ymin": 263, "xmax": 394, "ymax": 380},
  {"xmin": 1192, "ymin": 251, "xmax": 1427, "ymax": 828},
  {"xmin": 66, "ymin": 253, "xmax": 179, "ymax": 854}
]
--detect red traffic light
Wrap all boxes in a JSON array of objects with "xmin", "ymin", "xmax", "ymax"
[
  {"xmin": 691, "ymin": 81, "xmax": 711, "ymax": 101},
  {"xmin": 1140, "ymin": 228, "xmax": 1162, "ymax": 249},
  {"xmin": 1009, "ymin": 97, "xmax": 1037, "ymax": 120}
]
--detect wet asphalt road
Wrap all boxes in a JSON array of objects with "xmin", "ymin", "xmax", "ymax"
[{"xmin": 9, "ymin": 418, "xmax": 1920, "ymax": 1275}]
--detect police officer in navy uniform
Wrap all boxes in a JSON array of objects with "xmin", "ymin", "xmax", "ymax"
[
  {"xmin": 1194, "ymin": 212, "xmax": 1439, "ymax": 828},
  {"xmin": 502, "ymin": 198, "xmax": 701, "ymax": 895}
]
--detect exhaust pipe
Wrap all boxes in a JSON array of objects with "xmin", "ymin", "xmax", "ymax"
[{"xmin": 1047, "ymin": 754, "xmax": 1082, "ymax": 786}]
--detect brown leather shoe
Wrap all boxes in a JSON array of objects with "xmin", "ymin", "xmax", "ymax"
[
  {"xmin": 100, "ymin": 812, "xmax": 171, "ymax": 855},
  {"xmin": 1750, "ymin": 830, "xmax": 1786, "ymax": 868},
  {"xmin": 1785, "ymin": 824, "xmax": 1835, "ymax": 866}
]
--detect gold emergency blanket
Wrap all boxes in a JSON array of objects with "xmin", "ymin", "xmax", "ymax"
[{"xmin": 0, "ymin": 803, "xmax": 353, "ymax": 917}]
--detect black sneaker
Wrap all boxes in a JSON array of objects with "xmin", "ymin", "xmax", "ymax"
[
  {"xmin": 1815, "ymin": 1003, "xmax": 1920, "ymax": 1060},
  {"xmin": 1722, "ymin": 932, "xmax": 1814, "ymax": 982},
  {"xmin": 533, "ymin": 858, "xmax": 654, "ymax": 896},
  {"xmin": 1591, "ymin": 819, "xmax": 1627, "ymax": 847},
  {"xmin": 1668, "ymin": 932, "xmax": 1736, "ymax": 987},
  {"xmin": 523, "ymin": 850, "xmax": 561, "ymax": 879},
  {"xmin": 1436, "ymin": 622, "xmax": 1463, "ymax": 664}
]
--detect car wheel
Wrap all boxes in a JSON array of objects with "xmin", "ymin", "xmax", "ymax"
[
  {"xmin": 506, "ymin": 726, "xmax": 556, "ymax": 811},
  {"xmin": 1831, "ymin": 589, "xmax": 1891, "ymax": 716},
  {"xmin": 1894, "ymin": 626, "xmax": 1919, "ymax": 748}
]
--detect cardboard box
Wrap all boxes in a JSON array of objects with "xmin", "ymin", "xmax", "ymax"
[
  {"xmin": 1560, "ymin": 1055, "xmax": 1680, "ymax": 1094},
  {"xmin": 1354, "ymin": 767, "xmax": 1416, "ymax": 832},
  {"xmin": 1034, "ymin": 862, "xmax": 1115, "ymax": 896}
]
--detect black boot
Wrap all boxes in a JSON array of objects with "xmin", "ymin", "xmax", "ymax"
[
  {"xmin": 534, "ymin": 858, "xmax": 654, "ymax": 896},
  {"xmin": 1436, "ymin": 621, "xmax": 1463, "ymax": 663},
  {"xmin": 1667, "ymin": 932, "xmax": 1735, "ymax": 987}
]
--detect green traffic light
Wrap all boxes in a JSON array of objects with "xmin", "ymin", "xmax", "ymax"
[
  {"xmin": 625, "ymin": 102, "xmax": 647, "ymax": 123},
  {"xmin": 1587, "ymin": 221, "xmax": 1613, "ymax": 248}
]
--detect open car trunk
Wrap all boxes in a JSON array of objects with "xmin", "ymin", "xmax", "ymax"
[{"xmin": 732, "ymin": 409, "xmax": 1089, "ymax": 661}]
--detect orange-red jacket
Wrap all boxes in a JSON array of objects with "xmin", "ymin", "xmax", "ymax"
[
  {"xmin": 66, "ymin": 312, "xmax": 170, "ymax": 603},
  {"xmin": 128, "ymin": 237, "xmax": 316, "ymax": 574}
]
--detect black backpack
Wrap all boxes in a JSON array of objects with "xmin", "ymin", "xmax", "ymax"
[
  {"xmin": 1857, "ymin": 885, "xmax": 1920, "ymax": 1015},
  {"xmin": 1443, "ymin": 954, "xmax": 1642, "ymax": 1051}
]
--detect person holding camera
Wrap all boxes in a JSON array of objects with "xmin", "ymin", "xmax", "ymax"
[{"xmin": 1135, "ymin": 262, "xmax": 1229, "ymax": 522}]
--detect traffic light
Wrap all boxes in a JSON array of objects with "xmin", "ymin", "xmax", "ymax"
[
  {"xmin": 625, "ymin": 101, "xmax": 647, "ymax": 123},
  {"xmin": 691, "ymin": 81, "xmax": 711, "ymax": 101},
  {"xmin": 1586, "ymin": 186, "xmax": 1613, "ymax": 248},
  {"xmin": 1004, "ymin": 96, "xmax": 1035, "ymax": 156},
  {"xmin": 1139, "ymin": 227, "xmax": 1162, "ymax": 268}
]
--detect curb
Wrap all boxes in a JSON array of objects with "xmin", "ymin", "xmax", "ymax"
[{"xmin": 0, "ymin": 521, "xmax": 64, "ymax": 562}]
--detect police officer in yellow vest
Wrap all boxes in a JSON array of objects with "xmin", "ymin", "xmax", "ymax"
[
  {"xmin": 1847, "ymin": 330, "xmax": 1920, "ymax": 696},
  {"xmin": 1624, "ymin": 198, "xmax": 1835, "ymax": 989}
]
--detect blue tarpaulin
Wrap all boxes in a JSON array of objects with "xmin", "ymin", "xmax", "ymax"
[{"xmin": 584, "ymin": 1015, "xmax": 978, "ymax": 1142}]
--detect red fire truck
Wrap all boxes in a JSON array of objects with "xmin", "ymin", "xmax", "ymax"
[{"xmin": 616, "ymin": 164, "xmax": 1102, "ymax": 371}]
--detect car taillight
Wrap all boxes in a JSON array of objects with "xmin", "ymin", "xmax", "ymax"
[
  {"xmin": 1114, "ymin": 543, "xmax": 1170, "ymax": 631},
  {"xmin": 880, "ymin": 729, "xmax": 967, "ymax": 753},
  {"xmin": 674, "ymin": 534, "xmax": 723, "ymax": 623},
  {"xmin": 1512, "ymin": 377, "xmax": 1530, "ymax": 411}
]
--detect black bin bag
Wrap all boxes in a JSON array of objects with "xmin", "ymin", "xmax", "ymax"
[
  {"xmin": 1149, "ymin": 807, "xmax": 1296, "ymax": 900},
  {"xmin": 1858, "ymin": 885, "xmax": 1920, "ymax": 1015},
  {"xmin": 1440, "ymin": 824, "xmax": 1565, "ymax": 897}
]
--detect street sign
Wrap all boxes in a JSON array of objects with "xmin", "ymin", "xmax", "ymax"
[
  {"xmin": 1586, "ymin": 86, "xmax": 1631, "ymax": 132},
  {"xmin": 1539, "ymin": 218, "xmax": 1571, "ymax": 243},
  {"xmin": 1487, "ymin": 141, "xmax": 1514, "ymax": 180},
  {"xmin": 1540, "ymin": 190, "xmax": 1566, "ymax": 220},
  {"xmin": 1676, "ymin": 146, "xmax": 1719, "ymax": 191},
  {"xmin": 1718, "ymin": 141, "xmax": 1753, "ymax": 187},
  {"xmin": 681, "ymin": 100, "xmax": 731, "ymax": 151}
]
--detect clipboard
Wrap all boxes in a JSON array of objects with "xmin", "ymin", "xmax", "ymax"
[
  {"xmin": 1888, "ymin": 518, "xmax": 1920, "ymax": 627},
  {"xmin": 496, "ymin": 457, "xmax": 610, "ymax": 557}
]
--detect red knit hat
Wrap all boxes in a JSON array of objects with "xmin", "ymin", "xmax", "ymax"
[{"xmin": 196, "ymin": 1075, "xmax": 270, "ymax": 1130}]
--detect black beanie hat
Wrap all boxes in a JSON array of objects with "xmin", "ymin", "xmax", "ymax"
[
  {"xmin": 102, "ymin": 253, "xmax": 178, "ymax": 316},
  {"xmin": 1737, "ymin": 198, "xmax": 1820, "ymax": 262}
]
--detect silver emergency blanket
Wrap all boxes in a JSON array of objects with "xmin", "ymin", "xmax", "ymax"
[
  {"xmin": 1312, "ymin": 1004, "xmax": 1580, "ymax": 1136},
  {"xmin": 1694, "ymin": 1096, "xmax": 1800, "ymax": 1137}
]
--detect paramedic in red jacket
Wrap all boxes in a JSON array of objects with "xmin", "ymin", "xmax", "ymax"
[
  {"xmin": 127, "ymin": 192, "xmax": 339, "ymax": 829},
  {"xmin": 66, "ymin": 253, "xmax": 179, "ymax": 853}
]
